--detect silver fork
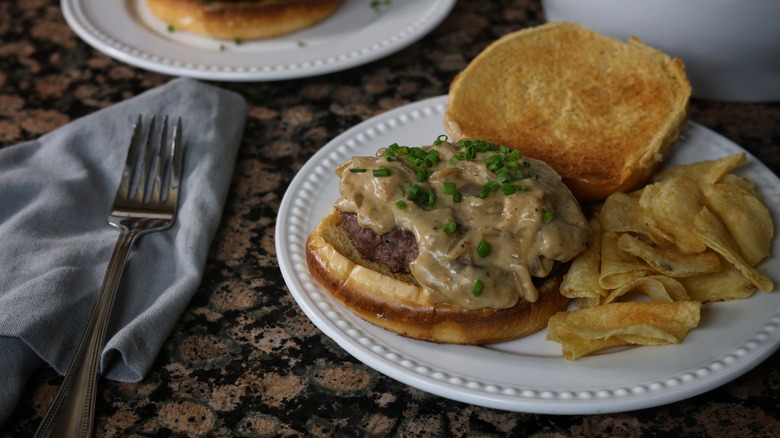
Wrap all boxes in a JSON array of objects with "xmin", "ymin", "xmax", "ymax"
[{"xmin": 35, "ymin": 115, "xmax": 184, "ymax": 438}]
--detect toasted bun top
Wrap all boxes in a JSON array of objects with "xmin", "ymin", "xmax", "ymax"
[{"xmin": 445, "ymin": 22, "xmax": 691, "ymax": 201}]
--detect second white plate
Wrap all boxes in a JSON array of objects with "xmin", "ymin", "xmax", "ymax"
[
  {"xmin": 276, "ymin": 95, "xmax": 780, "ymax": 414},
  {"xmin": 61, "ymin": 0, "xmax": 456, "ymax": 81}
]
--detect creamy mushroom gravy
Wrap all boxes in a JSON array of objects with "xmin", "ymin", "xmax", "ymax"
[{"xmin": 333, "ymin": 140, "xmax": 591, "ymax": 310}]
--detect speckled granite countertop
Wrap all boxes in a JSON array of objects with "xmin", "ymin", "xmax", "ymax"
[{"xmin": 2, "ymin": 1, "xmax": 780, "ymax": 436}]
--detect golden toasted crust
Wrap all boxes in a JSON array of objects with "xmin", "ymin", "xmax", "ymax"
[
  {"xmin": 145, "ymin": 0, "xmax": 344, "ymax": 40},
  {"xmin": 445, "ymin": 22, "xmax": 691, "ymax": 201},
  {"xmin": 305, "ymin": 208, "xmax": 570, "ymax": 345}
]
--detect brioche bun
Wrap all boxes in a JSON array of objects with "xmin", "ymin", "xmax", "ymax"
[
  {"xmin": 145, "ymin": 0, "xmax": 344, "ymax": 40},
  {"xmin": 445, "ymin": 22, "xmax": 691, "ymax": 201},
  {"xmin": 306, "ymin": 208, "xmax": 571, "ymax": 345}
]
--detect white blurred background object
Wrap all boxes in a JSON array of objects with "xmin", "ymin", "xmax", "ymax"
[{"xmin": 542, "ymin": 0, "xmax": 780, "ymax": 102}]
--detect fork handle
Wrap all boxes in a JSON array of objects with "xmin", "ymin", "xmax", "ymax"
[{"xmin": 35, "ymin": 228, "xmax": 140, "ymax": 438}]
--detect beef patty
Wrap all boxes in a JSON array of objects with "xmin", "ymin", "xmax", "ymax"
[{"xmin": 340, "ymin": 212, "xmax": 418, "ymax": 274}]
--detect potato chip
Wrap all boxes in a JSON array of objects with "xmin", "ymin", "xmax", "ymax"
[
  {"xmin": 547, "ymin": 301, "xmax": 701, "ymax": 360},
  {"xmin": 573, "ymin": 296, "xmax": 602, "ymax": 309},
  {"xmin": 600, "ymin": 191, "xmax": 671, "ymax": 245},
  {"xmin": 549, "ymin": 153, "xmax": 776, "ymax": 361},
  {"xmin": 639, "ymin": 177, "xmax": 707, "ymax": 253},
  {"xmin": 547, "ymin": 330, "xmax": 629, "ymax": 361},
  {"xmin": 617, "ymin": 233, "xmax": 721, "ymax": 277},
  {"xmin": 603, "ymin": 275, "xmax": 690, "ymax": 303},
  {"xmin": 678, "ymin": 260, "xmax": 757, "ymax": 302},
  {"xmin": 561, "ymin": 217, "xmax": 607, "ymax": 303},
  {"xmin": 652, "ymin": 153, "xmax": 746, "ymax": 185},
  {"xmin": 599, "ymin": 231, "xmax": 652, "ymax": 289},
  {"xmin": 693, "ymin": 207, "xmax": 774, "ymax": 291},
  {"xmin": 599, "ymin": 191, "xmax": 645, "ymax": 233},
  {"xmin": 701, "ymin": 182, "xmax": 774, "ymax": 266},
  {"xmin": 720, "ymin": 173, "xmax": 757, "ymax": 195}
]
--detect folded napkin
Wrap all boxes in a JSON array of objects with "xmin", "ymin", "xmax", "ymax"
[{"xmin": 0, "ymin": 78, "xmax": 247, "ymax": 424}]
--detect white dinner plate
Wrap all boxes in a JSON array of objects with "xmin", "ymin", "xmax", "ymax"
[
  {"xmin": 276, "ymin": 95, "xmax": 780, "ymax": 414},
  {"xmin": 60, "ymin": 0, "xmax": 455, "ymax": 81}
]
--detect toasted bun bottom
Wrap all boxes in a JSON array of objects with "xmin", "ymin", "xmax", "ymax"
[
  {"xmin": 146, "ymin": 0, "xmax": 344, "ymax": 40},
  {"xmin": 305, "ymin": 208, "xmax": 570, "ymax": 345}
]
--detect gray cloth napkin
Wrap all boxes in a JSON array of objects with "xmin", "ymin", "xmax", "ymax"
[{"xmin": 0, "ymin": 78, "xmax": 247, "ymax": 424}]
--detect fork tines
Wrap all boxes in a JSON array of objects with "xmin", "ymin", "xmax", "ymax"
[{"xmin": 120, "ymin": 115, "xmax": 183, "ymax": 209}]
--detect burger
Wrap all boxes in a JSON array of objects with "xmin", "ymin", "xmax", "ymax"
[
  {"xmin": 305, "ymin": 137, "xmax": 591, "ymax": 344},
  {"xmin": 145, "ymin": 0, "xmax": 345, "ymax": 40}
]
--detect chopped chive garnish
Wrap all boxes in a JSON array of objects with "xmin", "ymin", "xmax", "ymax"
[
  {"xmin": 542, "ymin": 207, "xmax": 555, "ymax": 221},
  {"xmin": 497, "ymin": 171, "xmax": 513, "ymax": 184},
  {"xmin": 476, "ymin": 239, "xmax": 491, "ymax": 257},
  {"xmin": 409, "ymin": 147, "xmax": 427, "ymax": 159},
  {"xmin": 395, "ymin": 200, "xmax": 406, "ymax": 209},
  {"xmin": 485, "ymin": 154, "xmax": 503, "ymax": 170},
  {"xmin": 424, "ymin": 150, "xmax": 439, "ymax": 167},
  {"xmin": 372, "ymin": 167, "xmax": 392, "ymax": 177},
  {"xmin": 387, "ymin": 143, "xmax": 409, "ymax": 155},
  {"xmin": 447, "ymin": 140, "xmax": 536, "ymax": 193},
  {"xmin": 443, "ymin": 222, "xmax": 457, "ymax": 233},
  {"xmin": 362, "ymin": 137, "xmax": 538, "ymax": 216},
  {"xmin": 167, "ymin": 24, "xmax": 175, "ymax": 33},
  {"xmin": 407, "ymin": 184, "xmax": 421, "ymax": 200},
  {"xmin": 471, "ymin": 279, "xmax": 484, "ymax": 296},
  {"xmin": 484, "ymin": 181, "xmax": 500, "ymax": 192},
  {"xmin": 425, "ymin": 189, "xmax": 437, "ymax": 207}
]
